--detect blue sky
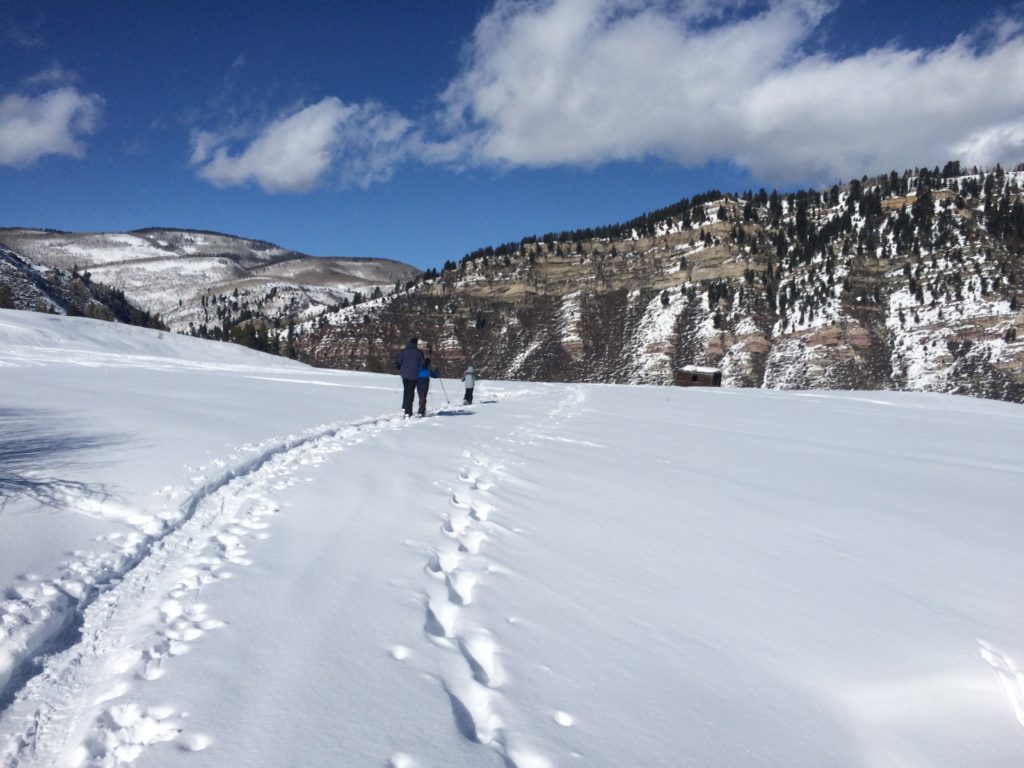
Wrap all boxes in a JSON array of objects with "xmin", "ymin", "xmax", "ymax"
[{"xmin": 1, "ymin": 0, "xmax": 1022, "ymax": 270}]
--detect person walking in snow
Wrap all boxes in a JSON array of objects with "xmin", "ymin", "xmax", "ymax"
[
  {"xmin": 395, "ymin": 336, "xmax": 425, "ymax": 417},
  {"xmin": 416, "ymin": 343, "xmax": 440, "ymax": 416},
  {"xmin": 461, "ymin": 365, "xmax": 477, "ymax": 405}
]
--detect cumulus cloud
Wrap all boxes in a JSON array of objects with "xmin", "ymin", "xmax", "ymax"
[
  {"xmin": 191, "ymin": 97, "xmax": 417, "ymax": 192},
  {"xmin": 193, "ymin": 0, "xmax": 1024, "ymax": 192},
  {"xmin": 440, "ymin": 0, "xmax": 1024, "ymax": 181},
  {"xmin": 0, "ymin": 86, "xmax": 103, "ymax": 167}
]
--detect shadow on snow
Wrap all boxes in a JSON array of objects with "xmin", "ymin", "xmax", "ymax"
[{"xmin": 0, "ymin": 407, "xmax": 130, "ymax": 511}]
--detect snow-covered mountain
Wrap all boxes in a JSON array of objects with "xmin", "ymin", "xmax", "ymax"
[
  {"xmin": 306, "ymin": 164, "xmax": 1024, "ymax": 403},
  {"xmin": 1, "ymin": 308, "xmax": 1023, "ymax": 767},
  {"xmin": 0, "ymin": 227, "xmax": 420, "ymax": 338},
  {"xmin": 3, "ymin": 163, "xmax": 1022, "ymax": 404},
  {"xmin": 0, "ymin": 243, "xmax": 164, "ymax": 327}
]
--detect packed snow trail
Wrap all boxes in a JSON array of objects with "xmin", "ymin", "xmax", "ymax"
[
  {"xmin": 0, "ymin": 416, "xmax": 399, "ymax": 712},
  {"xmin": 0, "ymin": 412, "xmax": 415, "ymax": 766}
]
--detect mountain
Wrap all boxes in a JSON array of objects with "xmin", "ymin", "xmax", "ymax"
[
  {"xmin": 0, "ymin": 243, "xmax": 165, "ymax": 327},
  {"xmin": 0, "ymin": 227, "xmax": 420, "ymax": 345},
  {"xmin": 299, "ymin": 163, "xmax": 1024, "ymax": 403},
  {"xmin": 2, "ymin": 163, "xmax": 1022, "ymax": 404}
]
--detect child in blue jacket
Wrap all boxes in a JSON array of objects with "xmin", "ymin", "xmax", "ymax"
[{"xmin": 416, "ymin": 345, "xmax": 440, "ymax": 415}]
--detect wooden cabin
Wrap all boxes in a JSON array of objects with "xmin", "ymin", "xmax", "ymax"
[{"xmin": 674, "ymin": 365, "xmax": 722, "ymax": 387}]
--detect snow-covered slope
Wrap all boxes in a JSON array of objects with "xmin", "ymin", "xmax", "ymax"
[
  {"xmin": 309, "ymin": 167, "xmax": 1024, "ymax": 403},
  {"xmin": 0, "ymin": 228, "xmax": 420, "ymax": 334},
  {"xmin": 1, "ymin": 308, "xmax": 1023, "ymax": 767}
]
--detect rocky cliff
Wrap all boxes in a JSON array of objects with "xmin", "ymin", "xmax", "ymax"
[{"xmin": 297, "ymin": 165, "xmax": 1024, "ymax": 402}]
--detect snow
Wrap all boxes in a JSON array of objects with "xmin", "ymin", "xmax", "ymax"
[
  {"xmin": 681, "ymin": 364, "xmax": 719, "ymax": 374},
  {"xmin": 0, "ymin": 231, "xmax": 411, "ymax": 337},
  {"xmin": 626, "ymin": 291, "xmax": 688, "ymax": 384},
  {"xmin": 556, "ymin": 291, "xmax": 582, "ymax": 348},
  {"xmin": 883, "ymin": 253, "xmax": 1018, "ymax": 393},
  {"xmin": 1, "ymin": 308, "xmax": 1024, "ymax": 767}
]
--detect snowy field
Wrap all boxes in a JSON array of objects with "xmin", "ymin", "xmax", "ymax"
[{"xmin": 1, "ymin": 308, "xmax": 1023, "ymax": 767}]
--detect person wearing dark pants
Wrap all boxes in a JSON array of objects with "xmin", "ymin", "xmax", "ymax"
[
  {"xmin": 402, "ymin": 378, "xmax": 418, "ymax": 417},
  {"xmin": 395, "ymin": 336, "xmax": 425, "ymax": 417},
  {"xmin": 416, "ymin": 359, "xmax": 440, "ymax": 415},
  {"xmin": 461, "ymin": 365, "xmax": 477, "ymax": 405}
]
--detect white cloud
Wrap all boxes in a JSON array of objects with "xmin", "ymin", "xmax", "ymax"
[
  {"xmin": 439, "ymin": 0, "xmax": 1024, "ymax": 182},
  {"xmin": 189, "ymin": 129, "xmax": 221, "ymax": 166},
  {"xmin": 192, "ymin": 1, "xmax": 1024, "ymax": 193},
  {"xmin": 0, "ymin": 86, "xmax": 102, "ymax": 167},
  {"xmin": 24, "ymin": 63, "xmax": 78, "ymax": 87},
  {"xmin": 954, "ymin": 121, "xmax": 1024, "ymax": 168},
  {"xmin": 191, "ymin": 97, "xmax": 417, "ymax": 192}
]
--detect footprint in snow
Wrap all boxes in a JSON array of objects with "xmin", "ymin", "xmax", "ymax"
[
  {"xmin": 446, "ymin": 569, "xmax": 478, "ymax": 606},
  {"xmin": 177, "ymin": 732, "xmax": 213, "ymax": 752},
  {"xmin": 427, "ymin": 549, "xmax": 463, "ymax": 576},
  {"xmin": 424, "ymin": 595, "xmax": 459, "ymax": 639},
  {"xmin": 469, "ymin": 500, "xmax": 494, "ymax": 522},
  {"xmin": 443, "ymin": 676, "xmax": 500, "ymax": 745},
  {"xmin": 79, "ymin": 702, "xmax": 181, "ymax": 766},
  {"xmin": 442, "ymin": 511, "xmax": 471, "ymax": 537},
  {"xmin": 449, "ymin": 489, "xmax": 471, "ymax": 508},
  {"xmin": 458, "ymin": 631, "xmax": 503, "ymax": 688},
  {"xmin": 457, "ymin": 530, "xmax": 487, "ymax": 555}
]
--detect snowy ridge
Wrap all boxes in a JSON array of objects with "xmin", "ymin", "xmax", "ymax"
[
  {"xmin": 0, "ymin": 228, "xmax": 419, "ymax": 338},
  {"xmin": 0, "ymin": 230, "xmax": 293, "ymax": 270}
]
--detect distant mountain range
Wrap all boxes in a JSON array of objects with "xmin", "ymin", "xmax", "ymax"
[
  {"xmin": 2, "ymin": 162, "xmax": 1022, "ymax": 403},
  {"xmin": 0, "ymin": 227, "xmax": 419, "ymax": 348}
]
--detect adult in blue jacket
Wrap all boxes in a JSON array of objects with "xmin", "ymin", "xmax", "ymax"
[{"xmin": 395, "ymin": 337, "xmax": 425, "ymax": 417}]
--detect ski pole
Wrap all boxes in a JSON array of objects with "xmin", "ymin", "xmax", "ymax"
[{"xmin": 438, "ymin": 375, "xmax": 450, "ymax": 404}]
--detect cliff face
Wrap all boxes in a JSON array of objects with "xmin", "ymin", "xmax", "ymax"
[{"xmin": 297, "ymin": 169, "xmax": 1024, "ymax": 403}]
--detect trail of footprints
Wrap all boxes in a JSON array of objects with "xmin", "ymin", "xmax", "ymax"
[
  {"xmin": 400, "ymin": 387, "xmax": 588, "ymax": 767},
  {"xmin": 0, "ymin": 415, "xmax": 406, "ymax": 768},
  {"xmin": 75, "ymin": 476, "xmax": 304, "ymax": 764},
  {"xmin": 413, "ymin": 452, "xmax": 552, "ymax": 768}
]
